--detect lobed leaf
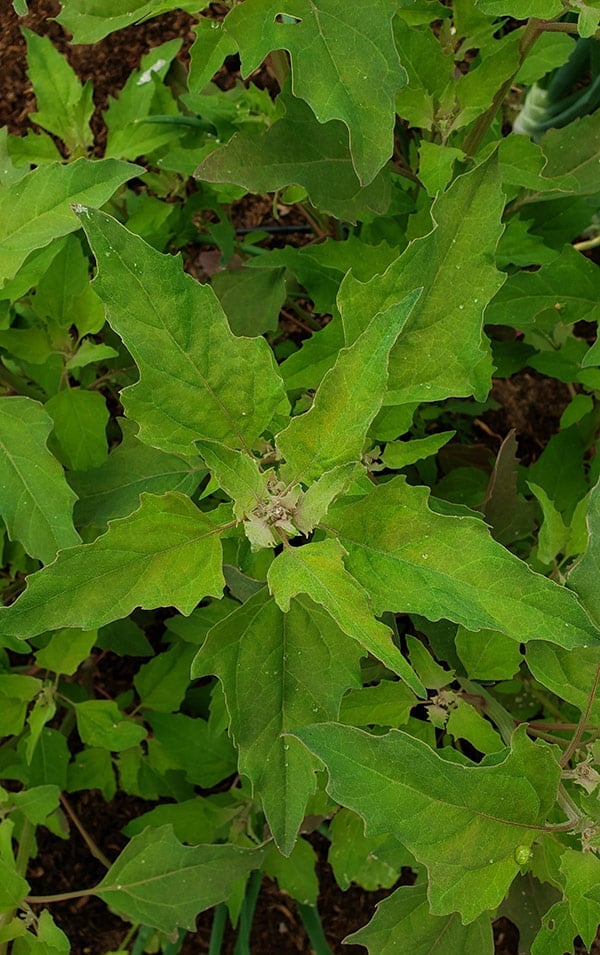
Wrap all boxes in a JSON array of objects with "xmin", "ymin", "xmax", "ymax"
[
  {"xmin": 192, "ymin": 590, "xmax": 362, "ymax": 854},
  {"xmin": 0, "ymin": 159, "xmax": 140, "ymax": 287},
  {"xmin": 95, "ymin": 825, "xmax": 267, "ymax": 934},
  {"xmin": 328, "ymin": 477, "xmax": 599, "ymax": 651},
  {"xmin": 223, "ymin": 0, "xmax": 406, "ymax": 185},
  {"xmin": 0, "ymin": 493, "xmax": 225, "ymax": 639},
  {"xmin": 77, "ymin": 208, "xmax": 287, "ymax": 455},
  {"xmin": 292, "ymin": 723, "xmax": 561, "ymax": 921}
]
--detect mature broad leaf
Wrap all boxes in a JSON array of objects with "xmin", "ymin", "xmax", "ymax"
[
  {"xmin": 277, "ymin": 292, "xmax": 420, "ymax": 485},
  {"xmin": 224, "ymin": 0, "xmax": 406, "ymax": 185},
  {"xmin": 560, "ymin": 850, "xmax": 600, "ymax": 948},
  {"xmin": 0, "ymin": 159, "xmax": 140, "ymax": 287},
  {"xmin": 268, "ymin": 540, "xmax": 426, "ymax": 696},
  {"xmin": 346, "ymin": 883, "xmax": 494, "ymax": 953},
  {"xmin": 69, "ymin": 419, "xmax": 204, "ymax": 527},
  {"xmin": 293, "ymin": 724, "xmax": 560, "ymax": 920},
  {"xmin": 0, "ymin": 397, "xmax": 80, "ymax": 564},
  {"xmin": 541, "ymin": 112, "xmax": 600, "ymax": 194},
  {"xmin": 338, "ymin": 158, "xmax": 504, "ymax": 404},
  {"xmin": 196, "ymin": 93, "xmax": 391, "ymax": 222},
  {"xmin": 263, "ymin": 837, "xmax": 319, "ymax": 905},
  {"xmin": 77, "ymin": 208, "xmax": 287, "ymax": 454},
  {"xmin": 328, "ymin": 477, "xmax": 599, "ymax": 650},
  {"xmin": 55, "ymin": 0, "xmax": 202, "ymax": 43},
  {"xmin": 568, "ymin": 477, "xmax": 600, "ymax": 624},
  {"xmin": 526, "ymin": 643, "xmax": 600, "ymax": 724},
  {"xmin": 45, "ymin": 389, "xmax": 109, "ymax": 471},
  {"xmin": 192, "ymin": 589, "xmax": 362, "ymax": 854},
  {"xmin": 328, "ymin": 808, "xmax": 411, "ymax": 891},
  {"xmin": 486, "ymin": 245, "xmax": 600, "ymax": 330},
  {"xmin": 95, "ymin": 825, "xmax": 267, "ymax": 934},
  {"xmin": 531, "ymin": 901, "xmax": 578, "ymax": 955},
  {"xmin": 0, "ymin": 493, "xmax": 225, "ymax": 639},
  {"xmin": 23, "ymin": 29, "xmax": 94, "ymax": 151},
  {"xmin": 211, "ymin": 266, "xmax": 286, "ymax": 336}
]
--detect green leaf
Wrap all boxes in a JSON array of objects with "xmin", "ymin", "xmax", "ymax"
[
  {"xmin": 212, "ymin": 267, "xmax": 286, "ymax": 337},
  {"xmin": 95, "ymin": 825, "xmax": 267, "ymax": 935},
  {"xmin": 339, "ymin": 680, "xmax": 416, "ymax": 728},
  {"xmin": 541, "ymin": 111, "xmax": 600, "ymax": 194},
  {"xmin": 75, "ymin": 700, "xmax": 146, "ymax": 751},
  {"xmin": 122, "ymin": 796, "xmax": 237, "ymax": 845},
  {"xmin": 329, "ymin": 808, "xmax": 409, "ymax": 891},
  {"xmin": 568, "ymin": 477, "xmax": 600, "ymax": 624},
  {"xmin": 23, "ymin": 29, "xmax": 94, "ymax": 151},
  {"xmin": 263, "ymin": 837, "xmax": 319, "ymax": 905},
  {"xmin": 328, "ymin": 477, "xmax": 599, "ymax": 651},
  {"xmin": 277, "ymin": 292, "xmax": 421, "ymax": 485},
  {"xmin": 475, "ymin": 0, "xmax": 562, "ymax": 13},
  {"xmin": 0, "ymin": 158, "xmax": 140, "ymax": 288},
  {"xmin": 196, "ymin": 442, "xmax": 270, "ymax": 523},
  {"xmin": 45, "ymin": 389, "xmax": 109, "ymax": 471},
  {"xmin": 526, "ymin": 643, "xmax": 600, "ymax": 724},
  {"xmin": 147, "ymin": 703, "xmax": 237, "ymax": 789},
  {"xmin": 11, "ymin": 785, "xmax": 60, "ymax": 825},
  {"xmin": 32, "ymin": 234, "xmax": 105, "ymax": 337},
  {"xmin": 67, "ymin": 747, "xmax": 116, "ymax": 801},
  {"xmin": 346, "ymin": 883, "xmax": 494, "ymax": 953},
  {"xmin": 560, "ymin": 849, "xmax": 600, "ymax": 948},
  {"xmin": 55, "ymin": 0, "xmax": 202, "ymax": 43},
  {"xmin": 224, "ymin": 0, "xmax": 406, "ymax": 185},
  {"xmin": 0, "ymin": 493, "xmax": 225, "ymax": 639},
  {"xmin": 134, "ymin": 641, "xmax": 196, "ymax": 713},
  {"xmin": 104, "ymin": 41, "xmax": 182, "ymax": 161},
  {"xmin": 0, "ymin": 396, "xmax": 80, "ymax": 564},
  {"xmin": 0, "ymin": 819, "xmax": 29, "ymax": 909},
  {"xmin": 69, "ymin": 419, "xmax": 204, "ymax": 527},
  {"xmin": 338, "ymin": 157, "xmax": 504, "ymax": 404},
  {"xmin": 192, "ymin": 590, "xmax": 362, "ymax": 854},
  {"xmin": 188, "ymin": 19, "xmax": 238, "ymax": 95},
  {"xmin": 196, "ymin": 93, "xmax": 391, "ymax": 223},
  {"xmin": 77, "ymin": 207, "xmax": 287, "ymax": 454},
  {"xmin": 268, "ymin": 539, "xmax": 426, "ymax": 696},
  {"xmin": 531, "ymin": 900, "xmax": 578, "ymax": 955},
  {"xmin": 455, "ymin": 627, "xmax": 523, "ymax": 681},
  {"xmin": 486, "ymin": 245, "xmax": 600, "ymax": 330},
  {"xmin": 382, "ymin": 431, "xmax": 454, "ymax": 470},
  {"xmin": 293, "ymin": 724, "xmax": 560, "ymax": 920}
]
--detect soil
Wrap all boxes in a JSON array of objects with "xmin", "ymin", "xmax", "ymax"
[{"xmin": 1, "ymin": 3, "xmax": 599, "ymax": 954}]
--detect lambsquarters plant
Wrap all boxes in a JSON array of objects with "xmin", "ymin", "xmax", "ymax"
[{"xmin": 1, "ymin": 0, "xmax": 600, "ymax": 951}]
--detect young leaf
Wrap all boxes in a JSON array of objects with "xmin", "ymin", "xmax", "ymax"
[
  {"xmin": 0, "ymin": 158, "xmax": 140, "ymax": 287},
  {"xmin": 95, "ymin": 825, "xmax": 267, "ymax": 935},
  {"xmin": 23, "ymin": 29, "xmax": 94, "ymax": 152},
  {"xmin": 328, "ymin": 477, "xmax": 599, "ymax": 651},
  {"xmin": 196, "ymin": 93, "xmax": 391, "ymax": 222},
  {"xmin": 338, "ymin": 157, "xmax": 505, "ymax": 403},
  {"xmin": 346, "ymin": 883, "xmax": 495, "ymax": 953},
  {"xmin": 75, "ymin": 700, "xmax": 147, "ymax": 751},
  {"xmin": 268, "ymin": 539, "xmax": 426, "ymax": 696},
  {"xmin": 196, "ymin": 442, "xmax": 270, "ymax": 522},
  {"xmin": 55, "ymin": 0, "xmax": 202, "ymax": 43},
  {"xmin": 192, "ymin": 590, "xmax": 362, "ymax": 854},
  {"xmin": 224, "ymin": 0, "xmax": 407, "ymax": 185},
  {"xmin": 0, "ymin": 493, "xmax": 225, "ymax": 639},
  {"xmin": 69, "ymin": 419, "xmax": 204, "ymax": 527},
  {"xmin": 276, "ymin": 292, "xmax": 421, "ymax": 485},
  {"xmin": 292, "ymin": 723, "xmax": 560, "ymax": 921},
  {"xmin": 0, "ymin": 820, "xmax": 29, "ymax": 909},
  {"xmin": 0, "ymin": 396, "xmax": 80, "ymax": 564},
  {"xmin": 77, "ymin": 208, "xmax": 287, "ymax": 454},
  {"xmin": 45, "ymin": 388, "xmax": 109, "ymax": 471},
  {"xmin": 541, "ymin": 112, "xmax": 600, "ymax": 194}
]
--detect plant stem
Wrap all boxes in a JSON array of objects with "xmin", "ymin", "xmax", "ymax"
[
  {"xmin": 462, "ymin": 18, "xmax": 542, "ymax": 157},
  {"xmin": 59, "ymin": 793, "xmax": 111, "ymax": 869},
  {"xmin": 233, "ymin": 870, "xmax": 262, "ymax": 955},
  {"xmin": 573, "ymin": 233, "xmax": 600, "ymax": 252},
  {"xmin": 26, "ymin": 887, "xmax": 98, "ymax": 904},
  {"xmin": 208, "ymin": 903, "xmax": 228, "ymax": 955},
  {"xmin": 560, "ymin": 662, "xmax": 600, "ymax": 768},
  {"xmin": 297, "ymin": 903, "xmax": 333, "ymax": 955}
]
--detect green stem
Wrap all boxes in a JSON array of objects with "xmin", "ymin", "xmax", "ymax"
[
  {"xmin": 25, "ymin": 886, "xmax": 98, "ymax": 904},
  {"xmin": 233, "ymin": 870, "xmax": 262, "ymax": 955},
  {"xmin": 561, "ymin": 662, "xmax": 600, "ymax": 768},
  {"xmin": 297, "ymin": 903, "xmax": 333, "ymax": 955},
  {"xmin": 462, "ymin": 18, "xmax": 543, "ymax": 157},
  {"xmin": 208, "ymin": 904, "xmax": 228, "ymax": 955}
]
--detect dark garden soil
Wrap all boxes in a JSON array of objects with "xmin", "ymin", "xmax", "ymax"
[{"xmin": 2, "ymin": 3, "xmax": 599, "ymax": 953}]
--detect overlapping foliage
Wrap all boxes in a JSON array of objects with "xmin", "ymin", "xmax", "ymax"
[{"xmin": 1, "ymin": 0, "xmax": 600, "ymax": 952}]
